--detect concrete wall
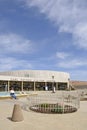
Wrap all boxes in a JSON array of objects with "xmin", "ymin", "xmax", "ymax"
[{"xmin": 0, "ymin": 70, "xmax": 70, "ymax": 82}]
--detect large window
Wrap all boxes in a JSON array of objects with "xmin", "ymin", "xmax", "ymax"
[
  {"xmin": 23, "ymin": 82, "xmax": 34, "ymax": 91},
  {"xmin": 0, "ymin": 81, "xmax": 8, "ymax": 91},
  {"xmin": 10, "ymin": 81, "xmax": 21, "ymax": 91},
  {"xmin": 35, "ymin": 82, "xmax": 45, "ymax": 91},
  {"xmin": 58, "ymin": 82, "xmax": 67, "ymax": 90}
]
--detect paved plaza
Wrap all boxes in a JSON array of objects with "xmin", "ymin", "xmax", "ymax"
[{"xmin": 0, "ymin": 92, "xmax": 87, "ymax": 130}]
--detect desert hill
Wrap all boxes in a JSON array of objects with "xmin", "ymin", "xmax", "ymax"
[{"xmin": 70, "ymin": 80, "xmax": 87, "ymax": 89}]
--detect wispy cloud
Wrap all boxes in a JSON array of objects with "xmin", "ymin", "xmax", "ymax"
[
  {"xmin": 56, "ymin": 59, "xmax": 87, "ymax": 69},
  {"xmin": 0, "ymin": 57, "xmax": 33, "ymax": 71},
  {"xmin": 21, "ymin": 0, "xmax": 87, "ymax": 49},
  {"xmin": 0, "ymin": 33, "xmax": 35, "ymax": 71},
  {"xmin": 73, "ymin": 23, "xmax": 87, "ymax": 48},
  {"xmin": 56, "ymin": 52, "xmax": 69, "ymax": 59},
  {"xmin": 0, "ymin": 33, "xmax": 33, "ymax": 54}
]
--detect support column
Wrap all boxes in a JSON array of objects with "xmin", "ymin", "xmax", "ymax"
[
  {"xmin": 21, "ymin": 81, "xmax": 23, "ymax": 91},
  {"xmin": 56, "ymin": 82, "xmax": 58, "ymax": 90},
  {"xmin": 8, "ymin": 81, "xmax": 10, "ymax": 91},
  {"xmin": 45, "ymin": 82, "xmax": 47, "ymax": 87},
  {"xmin": 34, "ymin": 81, "xmax": 36, "ymax": 91},
  {"xmin": 44, "ymin": 82, "xmax": 48, "ymax": 91}
]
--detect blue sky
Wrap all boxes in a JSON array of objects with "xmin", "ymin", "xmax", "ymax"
[{"xmin": 0, "ymin": 0, "xmax": 87, "ymax": 81}]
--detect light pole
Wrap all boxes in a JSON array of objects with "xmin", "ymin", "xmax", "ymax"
[{"xmin": 52, "ymin": 75, "xmax": 55, "ymax": 93}]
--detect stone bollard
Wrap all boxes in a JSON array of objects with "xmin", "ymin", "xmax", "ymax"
[{"xmin": 11, "ymin": 104, "xmax": 24, "ymax": 122}]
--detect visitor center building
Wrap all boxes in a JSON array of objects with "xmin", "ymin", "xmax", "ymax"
[{"xmin": 0, "ymin": 70, "xmax": 70, "ymax": 91}]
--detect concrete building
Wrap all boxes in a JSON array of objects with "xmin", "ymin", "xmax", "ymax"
[{"xmin": 0, "ymin": 70, "xmax": 70, "ymax": 91}]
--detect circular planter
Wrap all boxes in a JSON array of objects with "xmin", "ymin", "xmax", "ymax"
[{"xmin": 30, "ymin": 103, "xmax": 77, "ymax": 114}]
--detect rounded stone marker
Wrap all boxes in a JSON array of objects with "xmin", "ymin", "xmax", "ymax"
[{"xmin": 11, "ymin": 104, "xmax": 24, "ymax": 122}]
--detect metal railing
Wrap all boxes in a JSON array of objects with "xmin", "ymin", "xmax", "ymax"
[{"xmin": 27, "ymin": 91, "xmax": 80, "ymax": 114}]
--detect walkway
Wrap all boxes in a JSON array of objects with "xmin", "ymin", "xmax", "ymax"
[{"xmin": 0, "ymin": 93, "xmax": 87, "ymax": 130}]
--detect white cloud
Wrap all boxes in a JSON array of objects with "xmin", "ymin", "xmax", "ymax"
[
  {"xmin": 21, "ymin": 0, "xmax": 87, "ymax": 49},
  {"xmin": 73, "ymin": 23, "xmax": 87, "ymax": 48},
  {"xmin": 56, "ymin": 52, "xmax": 69, "ymax": 59},
  {"xmin": 0, "ymin": 57, "xmax": 33, "ymax": 71},
  {"xmin": 56, "ymin": 59, "xmax": 87, "ymax": 69},
  {"xmin": 0, "ymin": 33, "xmax": 33, "ymax": 54}
]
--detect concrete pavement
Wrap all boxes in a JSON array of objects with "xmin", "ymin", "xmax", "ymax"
[{"xmin": 0, "ymin": 94, "xmax": 87, "ymax": 130}]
